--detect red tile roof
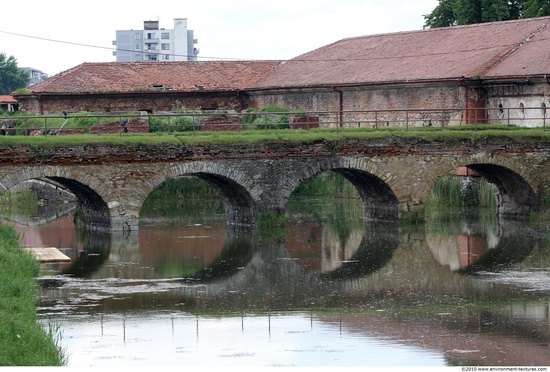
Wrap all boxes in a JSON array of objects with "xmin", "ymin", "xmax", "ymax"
[
  {"xmin": 0, "ymin": 95, "xmax": 16, "ymax": 103},
  {"xmin": 24, "ymin": 17, "xmax": 550, "ymax": 95},
  {"xmin": 29, "ymin": 61, "xmax": 281, "ymax": 94},
  {"xmin": 252, "ymin": 17, "xmax": 550, "ymax": 89},
  {"xmin": 483, "ymin": 19, "xmax": 550, "ymax": 79}
]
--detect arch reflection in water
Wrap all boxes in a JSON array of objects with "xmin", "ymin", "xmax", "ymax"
[
  {"xmin": 319, "ymin": 221, "xmax": 399, "ymax": 281},
  {"xmin": 183, "ymin": 227, "xmax": 257, "ymax": 283},
  {"xmin": 60, "ymin": 229, "xmax": 112, "ymax": 277},
  {"xmin": 284, "ymin": 199, "xmax": 399, "ymax": 280},
  {"xmin": 426, "ymin": 211, "xmax": 539, "ymax": 273}
]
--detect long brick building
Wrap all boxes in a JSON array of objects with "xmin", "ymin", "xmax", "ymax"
[{"xmin": 15, "ymin": 17, "xmax": 550, "ymax": 128}]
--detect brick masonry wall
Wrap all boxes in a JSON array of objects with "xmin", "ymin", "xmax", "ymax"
[
  {"xmin": 249, "ymin": 84, "xmax": 468, "ymax": 127},
  {"xmin": 89, "ymin": 119, "xmax": 149, "ymax": 134},
  {"xmin": 1, "ymin": 137, "xmax": 549, "ymax": 166},
  {"xmin": 290, "ymin": 116, "xmax": 319, "ymax": 129},
  {"xmin": 201, "ymin": 117, "xmax": 242, "ymax": 131},
  {"xmin": 17, "ymin": 93, "xmax": 244, "ymax": 115}
]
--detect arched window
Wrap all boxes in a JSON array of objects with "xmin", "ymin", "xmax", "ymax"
[
  {"xmin": 519, "ymin": 102, "xmax": 525, "ymax": 118},
  {"xmin": 498, "ymin": 103, "xmax": 504, "ymax": 118}
]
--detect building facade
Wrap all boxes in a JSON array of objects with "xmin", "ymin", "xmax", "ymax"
[{"xmin": 113, "ymin": 18, "xmax": 199, "ymax": 62}]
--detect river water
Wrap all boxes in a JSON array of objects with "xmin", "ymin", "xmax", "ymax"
[{"xmin": 8, "ymin": 197, "xmax": 550, "ymax": 367}]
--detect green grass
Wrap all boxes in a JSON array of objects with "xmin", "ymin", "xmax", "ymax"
[
  {"xmin": 140, "ymin": 177, "xmax": 225, "ymax": 222},
  {"xmin": 0, "ymin": 224, "xmax": 65, "ymax": 366},
  {"xmin": 0, "ymin": 125, "xmax": 549, "ymax": 147},
  {"xmin": 425, "ymin": 173, "xmax": 497, "ymax": 210},
  {"xmin": 0, "ymin": 189, "xmax": 39, "ymax": 219}
]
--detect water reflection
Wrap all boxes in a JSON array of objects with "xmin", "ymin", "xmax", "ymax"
[
  {"xmin": 61, "ymin": 230, "xmax": 112, "ymax": 277},
  {"xmin": 319, "ymin": 222, "xmax": 399, "ymax": 281},
  {"xmin": 6, "ymin": 201, "xmax": 550, "ymax": 366},
  {"xmin": 426, "ymin": 211, "xmax": 539, "ymax": 272}
]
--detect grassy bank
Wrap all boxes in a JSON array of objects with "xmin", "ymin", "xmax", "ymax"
[
  {"xmin": 0, "ymin": 124, "xmax": 549, "ymax": 147},
  {"xmin": 0, "ymin": 224, "xmax": 65, "ymax": 366}
]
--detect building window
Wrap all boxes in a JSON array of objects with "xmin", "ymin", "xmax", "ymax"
[
  {"xmin": 519, "ymin": 102, "xmax": 525, "ymax": 118},
  {"xmin": 135, "ymin": 33, "xmax": 141, "ymax": 40},
  {"xmin": 163, "ymin": 54, "xmax": 170, "ymax": 60},
  {"xmin": 134, "ymin": 54, "xmax": 142, "ymax": 61},
  {"xmin": 161, "ymin": 43, "xmax": 170, "ymax": 50},
  {"xmin": 498, "ymin": 103, "xmax": 504, "ymax": 118},
  {"xmin": 147, "ymin": 32, "xmax": 156, "ymax": 40},
  {"xmin": 161, "ymin": 32, "xmax": 170, "ymax": 39},
  {"xmin": 135, "ymin": 44, "xmax": 141, "ymax": 50}
]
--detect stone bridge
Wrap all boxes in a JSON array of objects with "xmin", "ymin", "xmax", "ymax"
[{"xmin": 0, "ymin": 136, "xmax": 549, "ymax": 231}]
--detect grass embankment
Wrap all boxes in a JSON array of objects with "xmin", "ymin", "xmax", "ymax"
[
  {"xmin": 0, "ymin": 124, "xmax": 549, "ymax": 147},
  {"xmin": 0, "ymin": 224, "xmax": 65, "ymax": 366}
]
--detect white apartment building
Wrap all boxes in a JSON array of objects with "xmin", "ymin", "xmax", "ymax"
[
  {"xmin": 20, "ymin": 67, "xmax": 48, "ymax": 86},
  {"xmin": 113, "ymin": 18, "xmax": 199, "ymax": 62}
]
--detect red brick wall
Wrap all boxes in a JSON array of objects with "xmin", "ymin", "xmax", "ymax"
[
  {"xmin": 200, "ymin": 117, "xmax": 242, "ymax": 131},
  {"xmin": 249, "ymin": 83, "xmax": 469, "ymax": 127},
  {"xmin": 290, "ymin": 115, "xmax": 319, "ymax": 129},
  {"xmin": 16, "ymin": 92, "xmax": 244, "ymax": 115},
  {"xmin": 89, "ymin": 119, "xmax": 149, "ymax": 134}
]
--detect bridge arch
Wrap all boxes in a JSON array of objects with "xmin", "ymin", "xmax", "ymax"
[
  {"xmin": 156, "ymin": 162, "xmax": 259, "ymax": 228},
  {"xmin": 465, "ymin": 163, "xmax": 539, "ymax": 219},
  {"xmin": 0, "ymin": 166, "xmax": 111, "ymax": 230},
  {"xmin": 420, "ymin": 158, "xmax": 540, "ymax": 220},
  {"xmin": 278, "ymin": 157, "xmax": 400, "ymax": 222}
]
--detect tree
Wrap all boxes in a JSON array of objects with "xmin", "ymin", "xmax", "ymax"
[
  {"xmin": 423, "ymin": 0, "xmax": 458, "ymax": 27},
  {"xmin": 0, "ymin": 53, "xmax": 29, "ymax": 95},
  {"xmin": 523, "ymin": 0, "xmax": 550, "ymax": 16},
  {"xmin": 423, "ymin": 0, "xmax": 534, "ymax": 28}
]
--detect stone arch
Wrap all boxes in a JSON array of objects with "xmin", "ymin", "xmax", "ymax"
[
  {"xmin": 419, "ymin": 155, "xmax": 539, "ymax": 220},
  {"xmin": 0, "ymin": 166, "xmax": 111, "ymax": 230},
  {"xmin": 279, "ymin": 157, "xmax": 400, "ymax": 222},
  {"xmin": 153, "ymin": 162, "xmax": 260, "ymax": 228},
  {"xmin": 466, "ymin": 163, "xmax": 538, "ymax": 219}
]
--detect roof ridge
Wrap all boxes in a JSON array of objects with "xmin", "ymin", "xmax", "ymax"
[
  {"xmin": 289, "ymin": 16, "xmax": 550, "ymax": 62},
  {"xmin": 338, "ymin": 16, "xmax": 550, "ymax": 42},
  {"xmin": 468, "ymin": 18, "xmax": 550, "ymax": 78}
]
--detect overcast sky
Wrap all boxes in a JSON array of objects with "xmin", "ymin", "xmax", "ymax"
[{"xmin": 0, "ymin": 0, "xmax": 438, "ymax": 76}]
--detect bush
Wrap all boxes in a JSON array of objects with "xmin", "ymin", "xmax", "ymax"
[
  {"xmin": 149, "ymin": 115, "xmax": 200, "ymax": 133},
  {"xmin": 242, "ymin": 106, "xmax": 293, "ymax": 130}
]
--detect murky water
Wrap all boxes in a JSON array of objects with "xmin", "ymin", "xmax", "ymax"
[{"xmin": 10, "ymin": 199, "xmax": 550, "ymax": 366}]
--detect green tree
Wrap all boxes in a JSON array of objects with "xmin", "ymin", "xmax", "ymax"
[
  {"xmin": 0, "ymin": 53, "xmax": 29, "ymax": 95},
  {"xmin": 423, "ymin": 0, "xmax": 458, "ymax": 27},
  {"xmin": 523, "ymin": 0, "xmax": 550, "ymax": 16},
  {"xmin": 424, "ymin": 0, "xmax": 530, "ymax": 28}
]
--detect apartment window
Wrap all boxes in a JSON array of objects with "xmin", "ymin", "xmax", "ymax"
[
  {"xmin": 161, "ymin": 43, "xmax": 170, "ymax": 50},
  {"xmin": 161, "ymin": 32, "xmax": 170, "ymax": 39},
  {"xmin": 135, "ymin": 44, "xmax": 141, "ymax": 50},
  {"xmin": 135, "ymin": 33, "xmax": 141, "ymax": 40},
  {"xmin": 163, "ymin": 54, "xmax": 170, "ymax": 60}
]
